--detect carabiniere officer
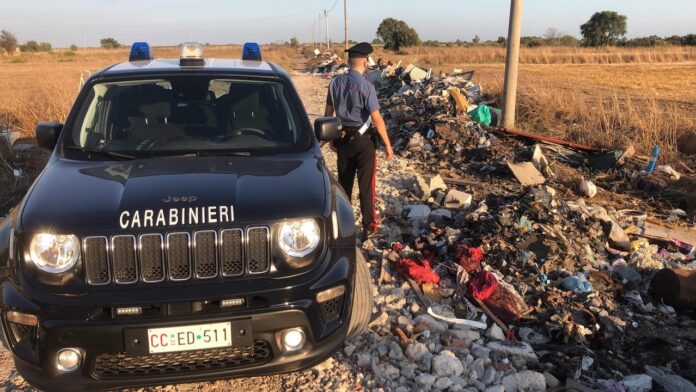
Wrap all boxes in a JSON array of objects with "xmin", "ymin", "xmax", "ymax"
[{"xmin": 324, "ymin": 42, "xmax": 394, "ymax": 240}]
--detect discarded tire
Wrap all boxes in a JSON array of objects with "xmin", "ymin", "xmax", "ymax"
[{"xmin": 346, "ymin": 249, "xmax": 374, "ymax": 340}]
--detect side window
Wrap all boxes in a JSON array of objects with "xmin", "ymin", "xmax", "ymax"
[{"xmin": 74, "ymin": 85, "xmax": 106, "ymax": 147}]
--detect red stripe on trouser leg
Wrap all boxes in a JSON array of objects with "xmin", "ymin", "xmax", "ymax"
[{"xmin": 370, "ymin": 152, "xmax": 378, "ymax": 232}]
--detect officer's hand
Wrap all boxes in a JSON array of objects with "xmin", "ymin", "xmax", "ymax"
[{"xmin": 385, "ymin": 146, "xmax": 394, "ymax": 161}]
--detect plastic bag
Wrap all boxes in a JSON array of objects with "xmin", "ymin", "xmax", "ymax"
[{"xmin": 468, "ymin": 105, "xmax": 492, "ymax": 126}]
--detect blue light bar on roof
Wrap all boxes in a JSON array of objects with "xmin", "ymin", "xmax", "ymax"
[
  {"xmin": 129, "ymin": 42, "xmax": 152, "ymax": 61},
  {"xmin": 242, "ymin": 42, "xmax": 262, "ymax": 61}
]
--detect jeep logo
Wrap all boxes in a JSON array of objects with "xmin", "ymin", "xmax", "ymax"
[{"xmin": 162, "ymin": 196, "xmax": 198, "ymax": 203}]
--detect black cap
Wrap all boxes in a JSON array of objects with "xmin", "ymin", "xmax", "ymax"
[{"xmin": 345, "ymin": 42, "xmax": 373, "ymax": 58}]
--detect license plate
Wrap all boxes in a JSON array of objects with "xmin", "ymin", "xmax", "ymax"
[{"xmin": 147, "ymin": 322, "xmax": 232, "ymax": 354}]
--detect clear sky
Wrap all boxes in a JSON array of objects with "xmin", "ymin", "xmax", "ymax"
[{"xmin": 1, "ymin": 0, "xmax": 694, "ymax": 47}]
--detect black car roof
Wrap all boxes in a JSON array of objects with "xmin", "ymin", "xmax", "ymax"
[{"xmin": 93, "ymin": 58, "xmax": 284, "ymax": 79}]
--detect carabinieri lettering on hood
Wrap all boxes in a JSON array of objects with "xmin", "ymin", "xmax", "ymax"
[{"xmin": 119, "ymin": 205, "xmax": 234, "ymax": 229}]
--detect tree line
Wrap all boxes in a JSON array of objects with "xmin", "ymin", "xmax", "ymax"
[
  {"xmin": 0, "ymin": 31, "xmax": 124, "ymax": 53},
  {"xmin": 3, "ymin": 10, "xmax": 696, "ymax": 54},
  {"xmin": 374, "ymin": 11, "xmax": 696, "ymax": 51}
]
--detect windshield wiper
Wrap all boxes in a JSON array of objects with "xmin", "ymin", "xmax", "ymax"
[
  {"xmin": 65, "ymin": 145, "xmax": 137, "ymax": 160},
  {"xmin": 195, "ymin": 151, "xmax": 252, "ymax": 157}
]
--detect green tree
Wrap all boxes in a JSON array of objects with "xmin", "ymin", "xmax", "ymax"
[
  {"xmin": 497, "ymin": 36, "xmax": 506, "ymax": 46},
  {"xmin": 371, "ymin": 38, "xmax": 383, "ymax": 45},
  {"xmin": 472, "ymin": 35, "xmax": 481, "ymax": 44},
  {"xmin": 70, "ymin": 44, "xmax": 78, "ymax": 51},
  {"xmin": 376, "ymin": 18, "xmax": 420, "ymax": 51},
  {"xmin": 100, "ymin": 37, "xmax": 121, "ymax": 49},
  {"xmin": 289, "ymin": 36, "xmax": 299, "ymax": 48},
  {"xmin": 580, "ymin": 11, "xmax": 627, "ymax": 46},
  {"xmin": 0, "ymin": 30, "xmax": 18, "ymax": 52}
]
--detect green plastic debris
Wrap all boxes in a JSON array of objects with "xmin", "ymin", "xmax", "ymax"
[
  {"xmin": 587, "ymin": 150, "xmax": 623, "ymax": 171},
  {"xmin": 468, "ymin": 105, "xmax": 492, "ymax": 126}
]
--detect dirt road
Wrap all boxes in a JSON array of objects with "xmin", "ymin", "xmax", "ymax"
[{"xmin": 0, "ymin": 72, "xmax": 382, "ymax": 392}]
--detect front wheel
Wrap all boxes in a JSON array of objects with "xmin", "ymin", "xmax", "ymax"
[{"xmin": 346, "ymin": 249, "xmax": 374, "ymax": 340}]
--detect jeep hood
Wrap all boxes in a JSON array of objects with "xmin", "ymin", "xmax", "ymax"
[{"xmin": 21, "ymin": 152, "xmax": 330, "ymax": 234}]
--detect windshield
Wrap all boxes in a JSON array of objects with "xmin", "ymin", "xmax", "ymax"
[{"xmin": 67, "ymin": 76, "xmax": 308, "ymax": 157}]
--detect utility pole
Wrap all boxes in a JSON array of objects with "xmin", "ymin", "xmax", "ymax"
[
  {"xmin": 344, "ymin": 0, "xmax": 348, "ymax": 51},
  {"xmin": 502, "ymin": 0, "xmax": 523, "ymax": 129},
  {"xmin": 318, "ymin": 13, "xmax": 323, "ymax": 48},
  {"xmin": 324, "ymin": 9, "xmax": 330, "ymax": 51}
]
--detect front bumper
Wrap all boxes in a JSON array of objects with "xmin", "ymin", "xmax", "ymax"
[{"xmin": 1, "ymin": 248, "xmax": 355, "ymax": 391}]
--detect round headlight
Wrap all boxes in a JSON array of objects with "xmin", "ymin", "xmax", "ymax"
[
  {"xmin": 278, "ymin": 219, "xmax": 320, "ymax": 258},
  {"xmin": 29, "ymin": 233, "xmax": 80, "ymax": 273}
]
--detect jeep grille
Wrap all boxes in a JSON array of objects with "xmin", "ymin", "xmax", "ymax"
[{"xmin": 82, "ymin": 227, "xmax": 270, "ymax": 285}]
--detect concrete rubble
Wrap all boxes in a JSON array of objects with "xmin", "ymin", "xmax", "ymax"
[{"xmin": 313, "ymin": 57, "xmax": 696, "ymax": 391}]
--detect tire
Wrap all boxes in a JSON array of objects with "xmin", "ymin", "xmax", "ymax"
[{"xmin": 346, "ymin": 249, "xmax": 374, "ymax": 340}]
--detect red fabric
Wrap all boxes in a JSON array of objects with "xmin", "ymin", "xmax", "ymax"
[
  {"xmin": 397, "ymin": 257, "xmax": 441, "ymax": 285},
  {"xmin": 468, "ymin": 271, "xmax": 498, "ymax": 300},
  {"xmin": 454, "ymin": 244, "xmax": 485, "ymax": 272},
  {"xmin": 392, "ymin": 242, "xmax": 404, "ymax": 253},
  {"xmin": 482, "ymin": 283, "xmax": 524, "ymax": 325}
]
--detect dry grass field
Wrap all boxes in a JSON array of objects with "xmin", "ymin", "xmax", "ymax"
[{"xmin": 1, "ymin": 44, "xmax": 696, "ymax": 163}]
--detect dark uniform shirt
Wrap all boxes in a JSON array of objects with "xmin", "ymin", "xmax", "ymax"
[{"xmin": 326, "ymin": 70, "xmax": 380, "ymax": 128}]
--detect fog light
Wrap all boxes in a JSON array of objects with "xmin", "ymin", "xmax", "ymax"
[
  {"xmin": 116, "ymin": 306, "xmax": 142, "ymax": 315},
  {"xmin": 281, "ymin": 328, "xmax": 305, "ymax": 353},
  {"xmin": 56, "ymin": 348, "xmax": 82, "ymax": 372},
  {"xmin": 220, "ymin": 298, "xmax": 245, "ymax": 307}
]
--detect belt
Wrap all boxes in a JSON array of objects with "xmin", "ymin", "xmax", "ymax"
[{"xmin": 340, "ymin": 126, "xmax": 365, "ymax": 142}]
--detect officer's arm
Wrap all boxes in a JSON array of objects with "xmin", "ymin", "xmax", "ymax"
[
  {"xmin": 370, "ymin": 110, "xmax": 394, "ymax": 160},
  {"xmin": 324, "ymin": 104, "xmax": 335, "ymax": 117}
]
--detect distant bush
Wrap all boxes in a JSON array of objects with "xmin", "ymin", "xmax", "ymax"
[
  {"xmin": 20, "ymin": 40, "xmax": 52, "ymax": 52},
  {"xmin": 69, "ymin": 44, "xmax": 78, "ymax": 51},
  {"xmin": 100, "ymin": 37, "xmax": 121, "ymax": 49}
]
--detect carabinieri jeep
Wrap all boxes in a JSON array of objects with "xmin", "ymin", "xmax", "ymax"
[{"xmin": 0, "ymin": 42, "xmax": 373, "ymax": 391}]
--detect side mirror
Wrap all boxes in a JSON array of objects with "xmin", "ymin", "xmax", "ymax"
[
  {"xmin": 35, "ymin": 122, "xmax": 63, "ymax": 150},
  {"xmin": 314, "ymin": 117, "xmax": 341, "ymax": 142}
]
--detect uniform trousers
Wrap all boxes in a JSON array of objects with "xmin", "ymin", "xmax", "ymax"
[{"xmin": 336, "ymin": 131, "xmax": 377, "ymax": 232}]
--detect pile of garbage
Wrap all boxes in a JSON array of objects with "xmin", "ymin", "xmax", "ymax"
[
  {"xmin": 340, "ymin": 61, "xmax": 696, "ymax": 391},
  {"xmin": 309, "ymin": 51, "xmax": 349, "ymax": 76},
  {"xmin": 0, "ymin": 133, "xmax": 46, "ymax": 216}
]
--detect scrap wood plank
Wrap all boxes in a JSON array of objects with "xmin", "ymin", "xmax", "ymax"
[
  {"xmin": 630, "ymin": 221, "xmax": 696, "ymax": 246},
  {"xmin": 507, "ymin": 162, "xmax": 546, "ymax": 186},
  {"xmin": 447, "ymin": 87, "xmax": 468, "ymax": 114}
]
